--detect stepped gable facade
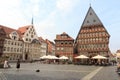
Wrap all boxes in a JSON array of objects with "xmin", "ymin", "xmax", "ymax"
[
  {"xmin": 0, "ymin": 24, "xmax": 42, "ymax": 61},
  {"xmin": 75, "ymin": 6, "xmax": 110, "ymax": 58},
  {"xmin": 18, "ymin": 24, "xmax": 41, "ymax": 61},
  {"xmin": 18, "ymin": 25, "xmax": 38, "ymax": 43}
]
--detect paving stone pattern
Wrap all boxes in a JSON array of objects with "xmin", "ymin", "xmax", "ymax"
[{"xmin": 0, "ymin": 63, "xmax": 120, "ymax": 80}]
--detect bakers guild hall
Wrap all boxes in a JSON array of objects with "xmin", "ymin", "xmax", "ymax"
[{"xmin": 55, "ymin": 6, "xmax": 110, "ymax": 60}]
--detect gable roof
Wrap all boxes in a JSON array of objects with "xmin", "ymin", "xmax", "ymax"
[
  {"xmin": 75, "ymin": 6, "xmax": 110, "ymax": 43},
  {"xmin": 54, "ymin": 32, "xmax": 74, "ymax": 41},
  {"xmin": 82, "ymin": 6, "xmax": 102, "ymax": 27},
  {"xmin": 0, "ymin": 25, "xmax": 16, "ymax": 34},
  {"xmin": 46, "ymin": 39, "xmax": 55, "ymax": 45},
  {"xmin": 0, "ymin": 25, "xmax": 22, "ymax": 40},
  {"xmin": 18, "ymin": 25, "xmax": 30, "ymax": 34},
  {"xmin": 38, "ymin": 37, "xmax": 46, "ymax": 43}
]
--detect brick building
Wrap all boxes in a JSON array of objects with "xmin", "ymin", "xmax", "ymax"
[
  {"xmin": 46, "ymin": 39, "xmax": 55, "ymax": 55},
  {"xmin": 75, "ymin": 6, "xmax": 110, "ymax": 58},
  {"xmin": 54, "ymin": 32, "xmax": 74, "ymax": 60}
]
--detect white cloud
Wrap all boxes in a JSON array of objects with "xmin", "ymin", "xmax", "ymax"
[
  {"xmin": 30, "ymin": 0, "xmax": 41, "ymax": 16},
  {"xmin": 32, "ymin": 5, "xmax": 40, "ymax": 16},
  {"xmin": 34, "ymin": 11, "xmax": 57, "ymax": 41},
  {"xmin": 30, "ymin": 0, "xmax": 41, "ymax": 4},
  {"xmin": 56, "ymin": 0, "xmax": 78, "ymax": 13},
  {"xmin": 37, "ymin": 20, "xmax": 55, "ymax": 30},
  {"xmin": 0, "ymin": 11, "xmax": 28, "ymax": 28},
  {"xmin": 0, "ymin": 0, "xmax": 21, "ymax": 12},
  {"xmin": 57, "ymin": 0, "xmax": 72, "ymax": 12},
  {"xmin": 0, "ymin": 0, "xmax": 21, "ymax": 7},
  {"xmin": 0, "ymin": 0, "xmax": 29, "ymax": 28},
  {"xmin": 36, "ymin": 11, "xmax": 56, "ymax": 31}
]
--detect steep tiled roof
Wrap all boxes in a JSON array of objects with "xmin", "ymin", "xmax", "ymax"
[
  {"xmin": 18, "ymin": 25, "xmax": 30, "ymax": 34},
  {"xmin": 75, "ymin": 6, "xmax": 110, "ymax": 42},
  {"xmin": 0, "ymin": 25, "xmax": 16, "ymax": 34},
  {"xmin": 46, "ymin": 39, "xmax": 54, "ymax": 45},
  {"xmin": 0, "ymin": 25, "xmax": 22, "ymax": 40},
  {"xmin": 16, "ymin": 30, "xmax": 22, "ymax": 40},
  {"xmin": 38, "ymin": 37, "xmax": 46, "ymax": 43},
  {"xmin": 55, "ymin": 32, "xmax": 74, "ymax": 41},
  {"xmin": 82, "ymin": 6, "xmax": 102, "ymax": 27}
]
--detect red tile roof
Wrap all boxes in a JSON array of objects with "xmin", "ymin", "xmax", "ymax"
[
  {"xmin": 38, "ymin": 37, "xmax": 46, "ymax": 43},
  {"xmin": 0, "ymin": 25, "xmax": 16, "ymax": 34},
  {"xmin": 0, "ymin": 25, "xmax": 22, "ymax": 40},
  {"xmin": 55, "ymin": 32, "xmax": 74, "ymax": 41},
  {"xmin": 18, "ymin": 25, "xmax": 30, "ymax": 34},
  {"xmin": 46, "ymin": 39, "xmax": 54, "ymax": 45}
]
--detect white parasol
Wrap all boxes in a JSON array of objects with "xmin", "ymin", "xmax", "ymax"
[
  {"xmin": 92, "ymin": 55, "xmax": 107, "ymax": 59},
  {"xmin": 59, "ymin": 56, "xmax": 68, "ymax": 59},
  {"xmin": 75, "ymin": 55, "xmax": 89, "ymax": 59}
]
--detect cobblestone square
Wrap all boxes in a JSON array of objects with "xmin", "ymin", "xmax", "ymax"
[{"xmin": 0, "ymin": 63, "xmax": 120, "ymax": 80}]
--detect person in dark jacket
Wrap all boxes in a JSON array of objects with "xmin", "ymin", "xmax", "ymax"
[{"xmin": 16, "ymin": 59, "xmax": 20, "ymax": 70}]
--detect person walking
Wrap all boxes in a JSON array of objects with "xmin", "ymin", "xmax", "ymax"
[
  {"xmin": 4, "ymin": 60, "xmax": 8, "ymax": 69},
  {"xmin": 16, "ymin": 59, "xmax": 20, "ymax": 70}
]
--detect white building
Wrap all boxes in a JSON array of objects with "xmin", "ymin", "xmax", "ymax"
[
  {"xmin": 18, "ymin": 24, "xmax": 41, "ymax": 61},
  {"xmin": 0, "ymin": 21, "xmax": 42, "ymax": 61},
  {"xmin": 0, "ymin": 25, "xmax": 23, "ymax": 61}
]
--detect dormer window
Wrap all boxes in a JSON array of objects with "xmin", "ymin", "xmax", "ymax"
[
  {"xmin": 87, "ymin": 20, "xmax": 89, "ymax": 23},
  {"xmin": 11, "ymin": 31, "xmax": 19, "ymax": 40},
  {"xmin": 90, "ymin": 12, "xmax": 92, "ymax": 15},
  {"xmin": 13, "ymin": 32, "xmax": 17, "ymax": 35},
  {"xmin": 13, "ymin": 36, "xmax": 16, "ymax": 40},
  {"xmin": 93, "ymin": 19, "xmax": 96, "ymax": 22}
]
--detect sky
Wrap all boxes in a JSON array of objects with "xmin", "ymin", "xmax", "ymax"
[{"xmin": 0, "ymin": 0, "xmax": 120, "ymax": 53}]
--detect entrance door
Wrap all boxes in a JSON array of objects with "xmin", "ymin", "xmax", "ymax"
[{"xmin": 25, "ymin": 54, "xmax": 28, "ymax": 60}]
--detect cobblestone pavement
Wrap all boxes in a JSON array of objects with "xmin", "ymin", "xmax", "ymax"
[
  {"xmin": 0, "ymin": 63, "xmax": 120, "ymax": 80},
  {"xmin": 92, "ymin": 66, "xmax": 120, "ymax": 80}
]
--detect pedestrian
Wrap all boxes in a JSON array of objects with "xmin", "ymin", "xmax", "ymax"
[
  {"xmin": 3, "ymin": 60, "xmax": 8, "ymax": 69},
  {"xmin": 16, "ymin": 59, "xmax": 20, "ymax": 70}
]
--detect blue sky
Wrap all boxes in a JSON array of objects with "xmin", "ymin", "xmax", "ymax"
[{"xmin": 0, "ymin": 0, "xmax": 120, "ymax": 53}]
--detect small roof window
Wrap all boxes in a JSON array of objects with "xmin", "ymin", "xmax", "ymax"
[
  {"xmin": 90, "ymin": 12, "xmax": 92, "ymax": 15},
  {"xmin": 87, "ymin": 20, "xmax": 89, "ymax": 23},
  {"xmin": 93, "ymin": 19, "xmax": 96, "ymax": 22}
]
